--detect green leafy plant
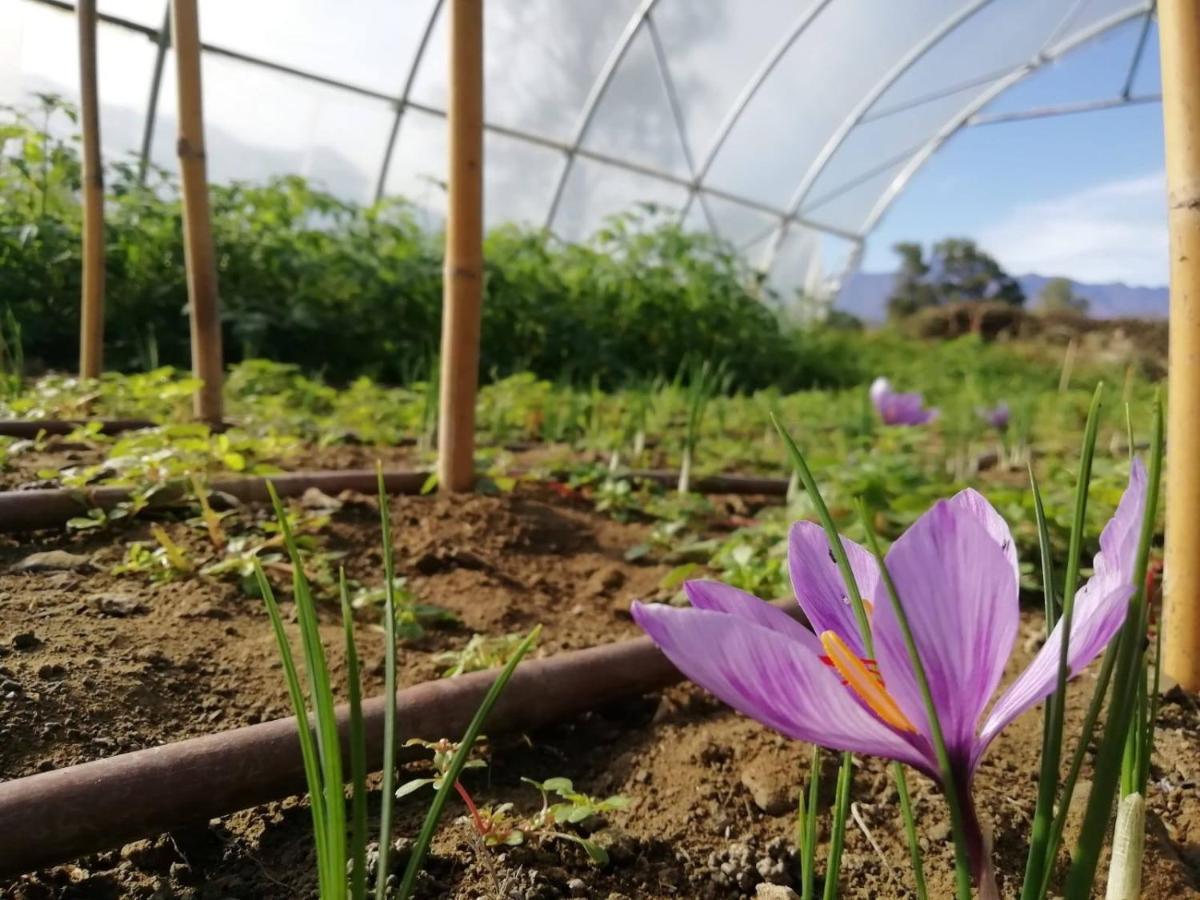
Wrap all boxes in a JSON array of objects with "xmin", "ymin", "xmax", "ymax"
[{"xmin": 258, "ymin": 472, "xmax": 538, "ymax": 899}]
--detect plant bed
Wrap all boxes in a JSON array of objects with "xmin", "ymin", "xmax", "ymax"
[{"xmin": 0, "ymin": 482, "xmax": 1197, "ymax": 899}]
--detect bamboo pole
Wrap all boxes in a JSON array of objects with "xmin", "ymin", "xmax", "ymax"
[
  {"xmin": 436, "ymin": 0, "xmax": 485, "ymax": 492},
  {"xmin": 1161, "ymin": 0, "xmax": 1200, "ymax": 692},
  {"xmin": 170, "ymin": 0, "xmax": 224, "ymax": 423},
  {"xmin": 77, "ymin": 0, "xmax": 105, "ymax": 379}
]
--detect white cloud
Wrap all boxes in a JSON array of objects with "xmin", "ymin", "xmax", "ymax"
[{"xmin": 978, "ymin": 172, "xmax": 1168, "ymax": 286}]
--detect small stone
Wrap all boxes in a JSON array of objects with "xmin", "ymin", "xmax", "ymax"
[
  {"xmin": 36, "ymin": 663, "xmax": 66, "ymax": 679},
  {"xmin": 10, "ymin": 632, "xmax": 42, "ymax": 651},
  {"xmin": 120, "ymin": 837, "xmax": 177, "ymax": 872},
  {"xmin": 89, "ymin": 593, "xmax": 147, "ymax": 617},
  {"xmin": 741, "ymin": 758, "xmax": 793, "ymax": 815},
  {"xmin": 567, "ymin": 878, "xmax": 588, "ymax": 897},
  {"xmin": 12, "ymin": 550, "xmax": 93, "ymax": 573},
  {"xmin": 926, "ymin": 820, "xmax": 951, "ymax": 842},
  {"xmin": 609, "ymin": 594, "xmax": 635, "ymax": 618},
  {"xmin": 132, "ymin": 648, "xmax": 172, "ymax": 668},
  {"xmin": 300, "ymin": 487, "xmax": 343, "ymax": 511},
  {"xmin": 586, "ymin": 564, "xmax": 626, "ymax": 596},
  {"xmin": 756, "ymin": 886, "xmax": 801, "ymax": 900}
]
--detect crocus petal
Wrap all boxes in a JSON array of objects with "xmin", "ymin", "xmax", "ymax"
[
  {"xmin": 948, "ymin": 488, "xmax": 1020, "ymax": 583},
  {"xmin": 684, "ymin": 579, "xmax": 813, "ymax": 644},
  {"xmin": 975, "ymin": 572, "xmax": 1132, "ymax": 765},
  {"xmin": 974, "ymin": 459, "xmax": 1149, "ymax": 764},
  {"xmin": 788, "ymin": 521, "xmax": 880, "ymax": 657},
  {"xmin": 880, "ymin": 392, "xmax": 936, "ymax": 426},
  {"xmin": 1096, "ymin": 457, "xmax": 1148, "ymax": 584},
  {"xmin": 871, "ymin": 499, "xmax": 1019, "ymax": 765},
  {"xmin": 631, "ymin": 601, "xmax": 933, "ymax": 772}
]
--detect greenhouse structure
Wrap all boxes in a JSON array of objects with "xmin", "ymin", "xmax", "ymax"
[{"xmin": 0, "ymin": 1, "xmax": 1199, "ymax": 898}]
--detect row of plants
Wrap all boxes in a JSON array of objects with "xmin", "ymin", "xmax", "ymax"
[
  {"xmin": 3, "ymin": 96, "xmax": 853, "ymax": 391},
  {"xmin": 256, "ymin": 398, "xmax": 1165, "ymax": 899}
]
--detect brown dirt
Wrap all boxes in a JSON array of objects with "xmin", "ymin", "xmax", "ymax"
[{"xmin": 0, "ymin": 484, "xmax": 1197, "ymax": 899}]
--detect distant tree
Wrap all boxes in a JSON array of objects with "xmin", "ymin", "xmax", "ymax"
[
  {"xmin": 887, "ymin": 242, "xmax": 939, "ymax": 319},
  {"xmin": 932, "ymin": 238, "xmax": 1025, "ymax": 306},
  {"xmin": 1037, "ymin": 277, "xmax": 1090, "ymax": 316},
  {"xmin": 887, "ymin": 238, "xmax": 1025, "ymax": 320}
]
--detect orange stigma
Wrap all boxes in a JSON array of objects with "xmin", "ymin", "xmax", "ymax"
[{"xmin": 819, "ymin": 631, "xmax": 917, "ymax": 734}]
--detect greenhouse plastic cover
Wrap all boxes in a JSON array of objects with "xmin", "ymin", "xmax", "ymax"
[{"xmin": 1, "ymin": 0, "xmax": 1162, "ymax": 304}]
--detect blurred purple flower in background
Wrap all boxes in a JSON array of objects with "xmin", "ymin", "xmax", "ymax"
[
  {"xmin": 632, "ymin": 461, "xmax": 1146, "ymax": 893},
  {"xmin": 980, "ymin": 402, "xmax": 1010, "ymax": 430},
  {"xmin": 870, "ymin": 377, "xmax": 938, "ymax": 426}
]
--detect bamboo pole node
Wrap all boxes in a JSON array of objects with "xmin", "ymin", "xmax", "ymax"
[
  {"xmin": 170, "ymin": 0, "xmax": 225, "ymax": 424},
  {"xmin": 1161, "ymin": 0, "xmax": 1200, "ymax": 692}
]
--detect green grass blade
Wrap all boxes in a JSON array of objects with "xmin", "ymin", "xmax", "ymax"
[
  {"xmin": 1019, "ymin": 466, "xmax": 1064, "ymax": 900},
  {"xmin": 893, "ymin": 761, "xmax": 928, "ymax": 900},
  {"xmin": 857, "ymin": 504, "xmax": 973, "ymax": 900},
  {"xmin": 1141, "ymin": 611, "xmax": 1163, "ymax": 792},
  {"xmin": 771, "ymin": 414, "xmax": 872, "ymax": 648},
  {"xmin": 1064, "ymin": 394, "xmax": 1163, "ymax": 898},
  {"xmin": 255, "ymin": 559, "xmax": 332, "ymax": 897},
  {"xmin": 774, "ymin": 416, "xmax": 926, "ymax": 897},
  {"xmin": 801, "ymin": 744, "xmax": 821, "ymax": 900},
  {"xmin": 269, "ymin": 484, "xmax": 347, "ymax": 900},
  {"xmin": 823, "ymin": 751, "xmax": 854, "ymax": 900},
  {"xmin": 1022, "ymin": 385, "xmax": 1104, "ymax": 897},
  {"xmin": 1035, "ymin": 642, "xmax": 1119, "ymax": 900},
  {"xmin": 341, "ymin": 570, "xmax": 369, "ymax": 900},
  {"xmin": 396, "ymin": 625, "xmax": 540, "ymax": 899},
  {"xmin": 375, "ymin": 464, "xmax": 400, "ymax": 900}
]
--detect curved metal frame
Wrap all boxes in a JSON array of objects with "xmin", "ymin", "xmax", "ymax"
[
  {"xmin": 780, "ymin": 0, "xmax": 999, "ymax": 222},
  {"xmin": 373, "ymin": 0, "xmax": 445, "ymax": 202},
  {"xmin": 19, "ymin": 0, "xmax": 1161, "ymax": 301},
  {"xmin": 860, "ymin": 3, "xmax": 1155, "ymax": 236},
  {"xmin": 541, "ymin": 0, "xmax": 662, "ymax": 229},
  {"xmin": 678, "ymin": 0, "xmax": 837, "ymax": 223}
]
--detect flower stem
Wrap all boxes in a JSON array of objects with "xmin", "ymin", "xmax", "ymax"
[
  {"xmin": 1021, "ymin": 384, "xmax": 1104, "ymax": 900},
  {"xmin": 857, "ymin": 503, "xmax": 973, "ymax": 900},
  {"xmin": 774, "ymin": 415, "xmax": 927, "ymax": 898}
]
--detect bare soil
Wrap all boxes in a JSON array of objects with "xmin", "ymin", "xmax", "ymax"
[{"xmin": 0, "ymin": 483, "xmax": 1197, "ymax": 899}]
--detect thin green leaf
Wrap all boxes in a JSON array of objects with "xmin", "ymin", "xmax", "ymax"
[
  {"xmin": 396, "ymin": 625, "xmax": 541, "ymax": 899},
  {"xmin": 341, "ymin": 570, "xmax": 369, "ymax": 900},
  {"xmin": 269, "ymin": 484, "xmax": 347, "ymax": 900},
  {"xmin": 823, "ymin": 752, "xmax": 854, "ymax": 900},
  {"xmin": 1064, "ymin": 394, "xmax": 1162, "ymax": 898},
  {"xmin": 857, "ymin": 503, "xmax": 973, "ymax": 900},
  {"xmin": 1022, "ymin": 384, "xmax": 1104, "ymax": 900},
  {"xmin": 774, "ymin": 415, "xmax": 926, "ymax": 898},
  {"xmin": 801, "ymin": 744, "xmax": 821, "ymax": 900},
  {"xmin": 255, "ymin": 559, "xmax": 332, "ymax": 898},
  {"xmin": 375, "ymin": 464, "xmax": 400, "ymax": 900}
]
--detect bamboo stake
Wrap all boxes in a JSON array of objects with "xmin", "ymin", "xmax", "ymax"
[
  {"xmin": 436, "ymin": 0, "xmax": 484, "ymax": 492},
  {"xmin": 1161, "ymin": 0, "xmax": 1200, "ymax": 692},
  {"xmin": 170, "ymin": 0, "xmax": 224, "ymax": 423},
  {"xmin": 77, "ymin": 0, "xmax": 105, "ymax": 379}
]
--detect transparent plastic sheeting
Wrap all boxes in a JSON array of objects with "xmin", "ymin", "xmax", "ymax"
[{"xmin": 1, "ymin": 0, "xmax": 1161, "ymax": 307}]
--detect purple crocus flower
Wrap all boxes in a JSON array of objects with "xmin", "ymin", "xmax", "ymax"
[
  {"xmin": 632, "ymin": 461, "xmax": 1146, "ymax": 895},
  {"xmin": 980, "ymin": 402, "xmax": 1010, "ymax": 430},
  {"xmin": 870, "ymin": 377, "xmax": 938, "ymax": 426}
]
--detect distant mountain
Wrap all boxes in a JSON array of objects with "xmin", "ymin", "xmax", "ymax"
[{"xmin": 838, "ymin": 272, "xmax": 1169, "ymax": 322}]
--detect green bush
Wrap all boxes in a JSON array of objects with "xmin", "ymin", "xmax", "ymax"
[{"xmin": 2, "ymin": 96, "xmax": 845, "ymax": 391}]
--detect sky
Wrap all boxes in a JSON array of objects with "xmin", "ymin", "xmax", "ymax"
[{"xmin": 864, "ymin": 17, "xmax": 1167, "ymax": 286}]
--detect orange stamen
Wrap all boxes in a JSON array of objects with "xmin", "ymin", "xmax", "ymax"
[{"xmin": 819, "ymin": 631, "xmax": 917, "ymax": 734}]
